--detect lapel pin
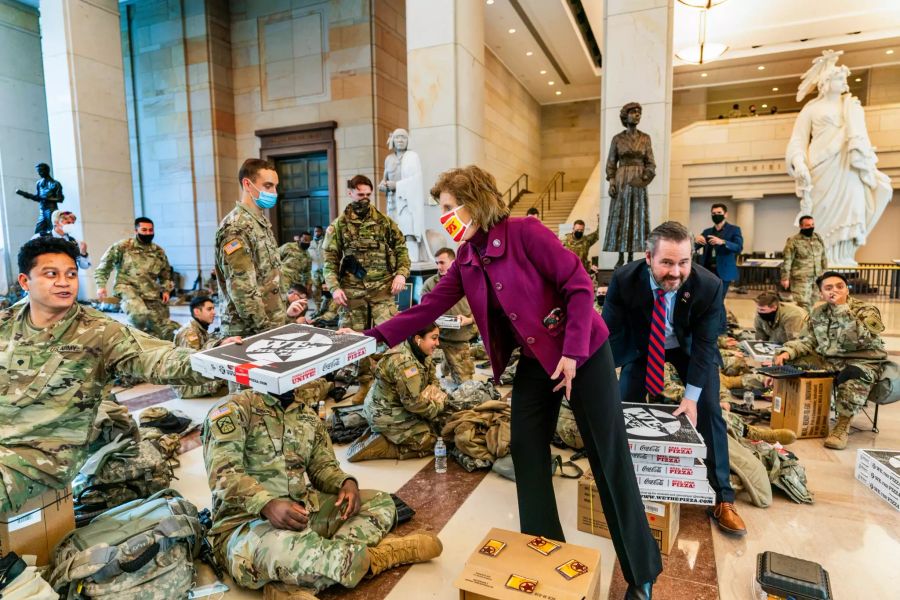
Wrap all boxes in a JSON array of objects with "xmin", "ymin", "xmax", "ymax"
[{"xmin": 683, "ymin": 292, "xmax": 690, "ymax": 300}]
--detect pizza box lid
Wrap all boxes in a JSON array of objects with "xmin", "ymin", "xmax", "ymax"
[
  {"xmin": 857, "ymin": 449, "xmax": 900, "ymax": 482},
  {"xmin": 436, "ymin": 315, "xmax": 461, "ymax": 329},
  {"xmin": 622, "ymin": 403, "xmax": 706, "ymax": 450},
  {"xmin": 190, "ymin": 324, "xmax": 375, "ymax": 394}
]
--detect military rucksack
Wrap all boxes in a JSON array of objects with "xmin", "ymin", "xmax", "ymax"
[{"xmin": 49, "ymin": 489, "xmax": 202, "ymax": 600}]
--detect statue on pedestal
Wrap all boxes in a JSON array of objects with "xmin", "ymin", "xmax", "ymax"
[
  {"xmin": 16, "ymin": 162, "xmax": 65, "ymax": 236},
  {"xmin": 786, "ymin": 50, "xmax": 893, "ymax": 266},
  {"xmin": 379, "ymin": 128, "xmax": 428, "ymax": 262},
  {"xmin": 603, "ymin": 102, "xmax": 655, "ymax": 268}
]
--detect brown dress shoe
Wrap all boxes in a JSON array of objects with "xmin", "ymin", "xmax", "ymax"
[{"xmin": 708, "ymin": 501, "xmax": 747, "ymax": 536}]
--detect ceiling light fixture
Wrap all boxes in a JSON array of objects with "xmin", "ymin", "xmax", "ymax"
[
  {"xmin": 757, "ymin": 65, "xmax": 766, "ymax": 70},
  {"xmin": 486, "ymin": 0, "xmax": 494, "ymax": 4},
  {"xmin": 675, "ymin": 9, "xmax": 728, "ymax": 64},
  {"xmin": 761, "ymin": 104, "xmax": 768, "ymax": 108},
  {"xmin": 540, "ymin": 69, "xmax": 547, "ymax": 75},
  {"xmin": 772, "ymin": 86, "xmax": 779, "ymax": 91},
  {"xmin": 855, "ymin": 77, "xmax": 862, "ymax": 82},
  {"xmin": 886, "ymin": 49, "xmax": 895, "ymax": 55},
  {"xmin": 700, "ymin": 72, "xmax": 708, "ymax": 77},
  {"xmin": 555, "ymin": 90, "xmax": 562, "ymax": 96},
  {"xmin": 548, "ymin": 81, "xmax": 555, "ymax": 86},
  {"xmin": 526, "ymin": 51, "xmax": 533, "ymax": 56},
  {"xmin": 677, "ymin": 0, "xmax": 729, "ymax": 7},
  {"xmin": 508, "ymin": 28, "xmax": 516, "ymax": 34}
]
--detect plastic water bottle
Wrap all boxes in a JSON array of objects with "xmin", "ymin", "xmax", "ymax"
[
  {"xmin": 317, "ymin": 400, "xmax": 326, "ymax": 420},
  {"xmin": 743, "ymin": 390, "xmax": 755, "ymax": 410},
  {"xmin": 434, "ymin": 437, "xmax": 447, "ymax": 473}
]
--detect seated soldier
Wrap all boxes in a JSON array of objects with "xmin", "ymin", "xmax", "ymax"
[
  {"xmin": 753, "ymin": 291, "xmax": 807, "ymax": 344},
  {"xmin": 0, "ymin": 238, "xmax": 231, "ymax": 513},
  {"xmin": 349, "ymin": 323, "xmax": 448, "ymax": 462},
  {"xmin": 203, "ymin": 382, "xmax": 441, "ymax": 599},
  {"xmin": 774, "ymin": 271, "xmax": 887, "ymax": 450},
  {"xmin": 172, "ymin": 295, "xmax": 227, "ymax": 398}
]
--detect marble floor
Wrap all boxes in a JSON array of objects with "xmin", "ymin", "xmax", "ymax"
[{"xmin": 110, "ymin": 295, "xmax": 900, "ymax": 599}]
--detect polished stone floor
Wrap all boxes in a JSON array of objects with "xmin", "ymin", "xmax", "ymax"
[{"xmin": 112, "ymin": 295, "xmax": 900, "ymax": 599}]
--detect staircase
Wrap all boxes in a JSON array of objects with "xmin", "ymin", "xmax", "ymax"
[{"xmin": 509, "ymin": 191, "xmax": 582, "ymax": 235}]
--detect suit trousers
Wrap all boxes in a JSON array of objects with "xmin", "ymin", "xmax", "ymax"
[
  {"xmin": 619, "ymin": 347, "xmax": 734, "ymax": 503},
  {"xmin": 510, "ymin": 343, "xmax": 662, "ymax": 586}
]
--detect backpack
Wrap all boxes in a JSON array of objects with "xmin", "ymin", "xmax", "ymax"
[{"xmin": 49, "ymin": 489, "xmax": 203, "ymax": 600}]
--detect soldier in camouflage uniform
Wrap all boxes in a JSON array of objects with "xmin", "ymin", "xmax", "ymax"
[
  {"xmin": 753, "ymin": 291, "xmax": 807, "ymax": 344},
  {"xmin": 775, "ymin": 271, "xmax": 887, "ymax": 450},
  {"xmin": 202, "ymin": 382, "xmax": 442, "ymax": 597},
  {"xmin": 1, "ymin": 237, "xmax": 221, "ymax": 513},
  {"xmin": 351, "ymin": 324, "xmax": 447, "ymax": 462},
  {"xmin": 172, "ymin": 295, "xmax": 226, "ymax": 398},
  {"xmin": 280, "ymin": 231, "xmax": 314, "ymax": 292},
  {"xmin": 561, "ymin": 219, "xmax": 600, "ymax": 273},
  {"xmin": 780, "ymin": 215, "xmax": 828, "ymax": 312},
  {"xmin": 421, "ymin": 247, "xmax": 475, "ymax": 385},
  {"xmin": 94, "ymin": 217, "xmax": 178, "ymax": 339}
]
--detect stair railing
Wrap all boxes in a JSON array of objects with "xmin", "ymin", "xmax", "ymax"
[
  {"xmin": 503, "ymin": 173, "xmax": 530, "ymax": 209},
  {"xmin": 535, "ymin": 171, "xmax": 565, "ymax": 220}
]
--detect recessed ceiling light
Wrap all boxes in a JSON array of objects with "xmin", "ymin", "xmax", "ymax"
[
  {"xmin": 757, "ymin": 65, "xmax": 766, "ymax": 70},
  {"xmin": 555, "ymin": 90, "xmax": 562, "ymax": 96},
  {"xmin": 772, "ymin": 87, "xmax": 779, "ymax": 91},
  {"xmin": 548, "ymin": 81, "xmax": 555, "ymax": 86},
  {"xmin": 700, "ymin": 72, "xmax": 708, "ymax": 77},
  {"xmin": 761, "ymin": 104, "xmax": 768, "ymax": 108},
  {"xmin": 526, "ymin": 51, "xmax": 533, "ymax": 56},
  {"xmin": 855, "ymin": 77, "xmax": 862, "ymax": 82},
  {"xmin": 539, "ymin": 69, "xmax": 547, "ymax": 75},
  {"xmin": 508, "ymin": 28, "xmax": 516, "ymax": 34},
  {"xmin": 486, "ymin": 0, "xmax": 494, "ymax": 4},
  {"xmin": 886, "ymin": 49, "xmax": 894, "ymax": 55}
]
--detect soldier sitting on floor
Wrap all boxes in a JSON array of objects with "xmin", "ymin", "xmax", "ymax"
[
  {"xmin": 172, "ymin": 295, "xmax": 228, "ymax": 398},
  {"xmin": 348, "ymin": 323, "xmax": 448, "ymax": 462},
  {"xmin": 202, "ymin": 381, "xmax": 442, "ymax": 600},
  {"xmin": 774, "ymin": 271, "xmax": 887, "ymax": 450},
  {"xmin": 753, "ymin": 291, "xmax": 807, "ymax": 345}
]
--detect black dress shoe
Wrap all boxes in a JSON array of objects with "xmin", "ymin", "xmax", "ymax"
[{"xmin": 624, "ymin": 581, "xmax": 652, "ymax": 600}]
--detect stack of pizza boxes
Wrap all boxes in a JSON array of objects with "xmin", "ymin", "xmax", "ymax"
[{"xmin": 854, "ymin": 449, "xmax": 900, "ymax": 512}]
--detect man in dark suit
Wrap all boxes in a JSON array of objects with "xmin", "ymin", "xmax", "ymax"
[
  {"xmin": 695, "ymin": 203, "xmax": 743, "ymax": 296},
  {"xmin": 603, "ymin": 221, "xmax": 747, "ymax": 536}
]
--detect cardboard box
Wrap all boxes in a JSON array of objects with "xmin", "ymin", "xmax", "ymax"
[
  {"xmin": 190, "ymin": 324, "xmax": 375, "ymax": 394},
  {"xmin": 577, "ymin": 472, "xmax": 681, "ymax": 555},
  {"xmin": 0, "ymin": 487, "xmax": 74, "ymax": 565},
  {"xmin": 770, "ymin": 377, "xmax": 832, "ymax": 438},
  {"xmin": 456, "ymin": 527, "xmax": 600, "ymax": 600}
]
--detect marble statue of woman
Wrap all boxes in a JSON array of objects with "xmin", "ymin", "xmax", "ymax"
[
  {"xmin": 378, "ymin": 128, "xmax": 428, "ymax": 262},
  {"xmin": 786, "ymin": 50, "xmax": 892, "ymax": 266}
]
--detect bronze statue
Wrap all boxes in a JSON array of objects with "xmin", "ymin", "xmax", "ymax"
[
  {"xmin": 603, "ymin": 102, "xmax": 655, "ymax": 267},
  {"xmin": 16, "ymin": 162, "xmax": 65, "ymax": 236}
]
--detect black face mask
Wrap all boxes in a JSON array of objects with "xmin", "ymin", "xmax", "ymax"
[
  {"xmin": 137, "ymin": 233, "xmax": 154, "ymax": 244},
  {"xmin": 758, "ymin": 311, "xmax": 777, "ymax": 323},
  {"xmin": 272, "ymin": 389, "xmax": 296, "ymax": 409},
  {"xmin": 573, "ymin": 231, "xmax": 584, "ymax": 240},
  {"xmin": 195, "ymin": 318, "xmax": 210, "ymax": 331},
  {"xmin": 300, "ymin": 242, "xmax": 311, "ymax": 250},
  {"xmin": 800, "ymin": 227, "xmax": 814, "ymax": 237},
  {"xmin": 711, "ymin": 214, "xmax": 725, "ymax": 225},
  {"xmin": 351, "ymin": 201, "xmax": 369, "ymax": 218}
]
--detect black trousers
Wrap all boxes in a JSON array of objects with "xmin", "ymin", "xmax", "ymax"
[
  {"xmin": 619, "ymin": 347, "xmax": 734, "ymax": 503},
  {"xmin": 510, "ymin": 343, "xmax": 662, "ymax": 586}
]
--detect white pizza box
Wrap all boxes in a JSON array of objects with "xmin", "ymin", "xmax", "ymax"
[
  {"xmin": 740, "ymin": 340, "xmax": 782, "ymax": 362},
  {"xmin": 634, "ymin": 459, "xmax": 707, "ymax": 481},
  {"xmin": 623, "ymin": 403, "xmax": 707, "ymax": 460},
  {"xmin": 856, "ymin": 449, "xmax": 900, "ymax": 489},
  {"xmin": 636, "ymin": 474, "xmax": 715, "ymax": 495},
  {"xmin": 855, "ymin": 469, "xmax": 900, "ymax": 511},
  {"xmin": 638, "ymin": 488, "xmax": 716, "ymax": 506},
  {"xmin": 436, "ymin": 315, "xmax": 461, "ymax": 329},
  {"xmin": 190, "ymin": 324, "xmax": 375, "ymax": 394},
  {"xmin": 630, "ymin": 452, "xmax": 696, "ymax": 467},
  {"xmin": 855, "ymin": 458, "xmax": 900, "ymax": 507}
]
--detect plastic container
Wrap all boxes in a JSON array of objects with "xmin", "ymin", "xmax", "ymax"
[
  {"xmin": 743, "ymin": 390, "xmax": 755, "ymax": 409},
  {"xmin": 435, "ymin": 437, "xmax": 447, "ymax": 473},
  {"xmin": 317, "ymin": 400, "xmax": 326, "ymax": 420}
]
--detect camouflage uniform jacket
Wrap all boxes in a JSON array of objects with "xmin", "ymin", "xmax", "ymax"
[
  {"xmin": 754, "ymin": 302, "xmax": 807, "ymax": 344},
  {"xmin": 0, "ymin": 301, "xmax": 204, "ymax": 499},
  {"xmin": 780, "ymin": 233, "xmax": 828, "ymax": 281},
  {"xmin": 562, "ymin": 230, "xmax": 600, "ymax": 271},
  {"xmin": 94, "ymin": 237, "xmax": 174, "ymax": 299},
  {"xmin": 215, "ymin": 203, "xmax": 286, "ymax": 336},
  {"xmin": 202, "ymin": 386, "xmax": 354, "ymax": 538},
  {"xmin": 781, "ymin": 297, "xmax": 887, "ymax": 361},
  {"xmin": 366, "ymin": 342, "xmax": 444, "ymax": 428},
  {"xmin": 422, "ymin": 273, "xmax": 475, "ymax": 342},
  {"xmin": 279, "ymin": 242, "xmax": 313, "ymax": 289},
  {"xmin": 174, "ymin": 318, "xmax": 218, "ymax": 351},
  {"xmin": 322, "ymin": 206, "xmax": 410, "ymax": 296}
]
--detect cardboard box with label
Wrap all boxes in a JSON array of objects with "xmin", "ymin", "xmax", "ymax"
[
  {"xmin": 770, "ymin": 377, "xmax": 832, "ymax": 438},
  {"xmin": 456, "ymin": 527, "xmax": 600, "ymax": 600},
  {"xmin": 0, "ymin": 487, "xmax": 75, "ymax": 565},
  {"xmin": 577, "ymin": 471, "xmax": 680, "ymax": 555}
]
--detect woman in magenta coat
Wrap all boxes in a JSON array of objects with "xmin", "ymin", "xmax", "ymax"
[{"xmin": 359, "ymin": 166, "xmax": 660, "ymax": 598}]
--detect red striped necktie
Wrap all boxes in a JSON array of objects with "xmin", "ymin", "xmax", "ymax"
[{"xmin": 646, "ymin": 288, "xmax": 667, "ymax": 397}]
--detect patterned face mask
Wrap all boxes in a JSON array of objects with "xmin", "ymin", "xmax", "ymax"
[{"xmin": 440, "ymin": 205, "xmax": 471, "ymax": 243}]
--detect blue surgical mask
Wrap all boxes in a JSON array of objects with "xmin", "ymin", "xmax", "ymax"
[{"xmin": 249, "ymin": 181, "xmax": 277, "ymax": 209}]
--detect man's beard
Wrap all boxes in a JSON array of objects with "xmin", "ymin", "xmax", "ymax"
[{"xmin": 652, "ymin": 271, "xmax": 685, "ymax": 292}]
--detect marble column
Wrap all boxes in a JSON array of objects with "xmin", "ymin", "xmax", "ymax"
[
  {"xmin": 406, "ymin": 0, "xmax": 485, "ymax": 247},
  {"xmin": 598, "ymin": 0, "xmax": 674, "ymax": 268},
  {"xmin": 735, "ymin": 199, "xmax": 756, "ymax": 253},
  {"xmin": 40, "ymin": 0, "xmax": 135, "ymax": 298}
]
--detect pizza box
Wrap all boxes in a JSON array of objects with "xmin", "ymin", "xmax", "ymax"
[
  {"xmin": 436, "ymin": 315, "xmax": 461, "ymax": 329},
  {"xmin": 623, "ymin": 403, "xmax": 707, "ymax": 459},
  {"xmin": 856, "ymin": 449, "xmax": 900, "ymax": 489},
  {"xmin": 190, "ymin": 324, "xmax": 375, "ymax": 394},
  {"xmin": 630, "ymin": 452, "xmax": 696, "ymax": 467},
  {"xmin": 639, "ymin": 489, "xmax": 716, "ymax": 506},
  {"xmin": 455, "ymin": 527, "xmax": 600, "ymax": 600},
  {"xmin": 740, "ymin": 340, "xmax": 782, "ymax": 362},
  {"xmin": 634, "ymin": 459, "xmax": 707, "ymax": 480}
]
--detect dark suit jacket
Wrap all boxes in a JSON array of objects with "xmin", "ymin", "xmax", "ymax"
[
  {"xmin": 602, "ymin": 260, "xmax": 724, "ymax": 390},
  {"xmin": 697, "ymin": 222, "xmax": 742, "ymax": 282}
]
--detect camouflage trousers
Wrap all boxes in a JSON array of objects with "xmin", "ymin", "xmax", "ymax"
[
  {"xmin": 119, "ymin": 289, "xmax": 178, "ymax": 340},
  {"xmin": 440, "ymin": 340, "xmax": 474, "ymax": 384},
  {"xmin": 339, "ymin": 291, "xmax": 397, "ymax": 331},
  {"xmin": 174, "ymin": 378, "xmax": 227, "ymax": 399},
  {"xmin": 790, "ymin": 277, "xmax": 818, "ymax": 313},
  {"xmin": 220, "ymin": 490, "xmax": 396, "ymax": 593},
  {"xmin": 0, "ymin": 465, "xmax": 52, "ymax": 513},
  {"xmin": 790, "ymin": 353, "xmax": 884, "ymax": 417},
  {"xmin": 373, "ymin": 416, "xmax": 437, "ymax": 453}
]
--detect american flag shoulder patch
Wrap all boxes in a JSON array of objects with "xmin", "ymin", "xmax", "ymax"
[{"xmin": 224, "ymin": 239, "xmax": 243, "ymax": 255}]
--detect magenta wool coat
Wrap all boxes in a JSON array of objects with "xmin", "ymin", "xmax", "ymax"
[{"xmin": 366, "ymin": 216, "xmax": 610, "ymax": 383}]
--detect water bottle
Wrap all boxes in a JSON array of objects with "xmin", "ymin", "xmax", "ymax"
[
  {"xmin": 317, "ymin": 400, "xmax": 326, "ymax": 420},
  {"xmin": 434, "ymin": 437, "xmax": 447, "ymax": 473},
  {"xmin": 743, "ymin": 390, "xmax": 755, "ymax": 410}
]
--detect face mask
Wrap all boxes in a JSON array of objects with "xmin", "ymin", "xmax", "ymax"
[
  {"xmin": 249, "ymin": 181, "xmax": 277, "ymax": 209},
  {"xmin": 351, "ymin": 200, "xmax": 369, "ymax": 218},
  {"xmin": 573, "ymin": 231, "xmax": 584, "ymax": 240},
  {"xmin": 137, "ymin": 233, "xmax": 154, "ymax": 244},
  {"xmin": 439, "ymin": 205, "xmax": 472, "ymax": 243},
  {"xmin": 758, "ymin": 311, "xmax": 777, "ymax": 323},
  {"xmin": 300, "ymin": 242, "xmax": 311, "ymax": 250},
  {"xmin": 711, "ymin": 214, "xmax": 725, "ymax": 224},
  {"xmin": 61, "ymin": 223, "xmax": 75, "ymax": 235},
  {"xmin": 800, "ymin": 227, "xmax": 814, "ymax": 237}
]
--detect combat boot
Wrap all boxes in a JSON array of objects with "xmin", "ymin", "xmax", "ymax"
[
  {"xmin": 746, "ymin": 426, "xmax": 797, "ymax": 445},
  {"xmin": 824, "ymin": 415, "xmax": 852, "ymax": 450},
  {"xmin": 347, "ymin": 430, "xmax": 400, "ymax": 462},
  {"xmin": 263, "ymin": 582, "xmax": 319, "ymax": 600},
  {"xmin": 346, "ymin": 380, "xmax": 373, "ymax": 405},
  {"xmin": 366, "ymin": 530, "xmax": 443, "ymax": 576}
]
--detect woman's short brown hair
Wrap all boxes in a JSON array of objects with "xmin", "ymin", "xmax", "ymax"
[{"xmin": 430, "ymin": 165, "xmax": 510, "ymax": 231}]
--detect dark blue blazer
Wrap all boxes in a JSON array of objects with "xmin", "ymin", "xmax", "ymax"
[{"xmin": 697, "ymin": 222, "xmax": 743, "ymax": 282}]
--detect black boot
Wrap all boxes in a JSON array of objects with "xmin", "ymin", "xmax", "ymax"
[
  {"xmin": 624, "ymin": 581, "xmax": 652, "ymax": 600},
  {"xmin": 627, "ymin": 252, "xmax": 633, "ymax": 262},
  {"xmin": 614, "ymin": 253, "xmax": 625, "ymax": 268}
]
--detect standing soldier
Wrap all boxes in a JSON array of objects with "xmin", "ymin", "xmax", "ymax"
[
  {"xmin": 562, "ymin": 219, "xmax": 600, "ymax": 273},
  {"xmin": 280, "ymin": 231, "xmax": 314, "ymax": 293},
  {"xmin": 323, "ymin": 175, "xmax": 410, "ymax": 402},
  {"xmin": 95, "ymin": 217, "xmax": 178, "ymax": 339},
  {"xmin": 310, "ymin": 225, "xmax": 325, "ymax": 303},
  {"xmin": 422, "ymin": 247, "xmax": 475, "ymax": 386},
  {"xmin": 173, "ymin": 296, "xmax": 226, "ymax": 398},
  {"xmin": 781, "ymin": 215, "xmax": 828, "ymax": 312}
]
